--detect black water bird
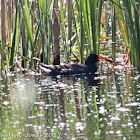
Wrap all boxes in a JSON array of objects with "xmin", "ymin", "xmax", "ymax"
[{"xmin": 39, "ymin": 53, "xmax": 100, "ymax": 75}]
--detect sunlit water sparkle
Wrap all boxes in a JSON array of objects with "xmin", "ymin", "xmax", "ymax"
[{"xmin": 0, "ymin": 67, "xmax": 140, "ymax": 140}]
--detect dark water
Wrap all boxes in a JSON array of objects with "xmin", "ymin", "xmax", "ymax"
[{"xmin": 0, "ymin": 66, "xmax": 140, "ymax": 140}]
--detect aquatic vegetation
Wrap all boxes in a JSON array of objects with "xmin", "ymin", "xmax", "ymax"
[{"xmin": 0, "ymin": 0, "xmax": 139, "ymax": 74}]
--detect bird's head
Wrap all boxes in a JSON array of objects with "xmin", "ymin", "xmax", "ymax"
[{"xmin": 85, "ymin": 53, "xmax": 100, "ymax": 66}]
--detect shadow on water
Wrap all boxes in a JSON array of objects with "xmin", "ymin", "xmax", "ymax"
[{"xmin": 0, "ymin": 67, "xmax": 140, "ymax": 140}]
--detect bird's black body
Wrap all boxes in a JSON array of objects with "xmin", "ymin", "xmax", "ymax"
[{"xmin": 39, "ymin": 54, "xmax": 99, "ymax": 75}]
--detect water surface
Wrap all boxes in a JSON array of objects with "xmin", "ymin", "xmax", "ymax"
[{"xmin": 0, "ymin": 67, "xmax": 140, "ymax": 140}]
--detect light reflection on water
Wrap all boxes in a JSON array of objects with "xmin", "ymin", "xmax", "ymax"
[{"xmin": 0, "ymin": 67, "xmax": 140, "ymax": 140}]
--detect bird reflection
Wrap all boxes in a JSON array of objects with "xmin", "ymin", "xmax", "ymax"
[{"xmin": 51, "ymin": 73, "xmax": 100, "ymax": 87}]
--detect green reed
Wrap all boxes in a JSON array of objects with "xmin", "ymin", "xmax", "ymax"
[
  {"xmin": 0, "ymin": 0, "xmax": 140, "ymax": 74},
  {"xmin": 10, "ymin": 1, "xmax": 19, "ymax": 67},
  {"xmin": 1, "ymin": 0, "xmax": 6, "ymax": 73},
  {"xmin": 115, "ymin": 0, "xmax": 140, "ymax": 68},
  {"xmin": 111, "ymin": 4, "xmax": 116, "ymax": 61}
]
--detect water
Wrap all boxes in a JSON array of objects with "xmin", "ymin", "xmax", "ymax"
[{"xmin": 0, "ymin": 66, "xmax": 140, "ymax": 140}]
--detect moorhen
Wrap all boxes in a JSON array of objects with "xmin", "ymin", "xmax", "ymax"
[{"xmin": 39, "ymin": 53, "xmax": 100, "ymax": 75}]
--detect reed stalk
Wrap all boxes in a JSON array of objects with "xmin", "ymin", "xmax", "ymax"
[
  {"xmin": 1, "ymin": 0, "xmax": 6, "ymax": 73},
  {"xmin": 81, "ymin": 0, "xmax": 92, "ymax": 52},
  {"xmin": 79, "ymin": 0, "xmax": 84, "ymax": 64},
  {"xmin": 9, "ymin": 1, "xmax": 19, "ymax": 68},
  {"xmin": 20, "ymin": 0, "xmax": 35, "ymax": 67},
  {"xmin": 111, "ymin": 4, "xmax": 116, "ymax": 61},
  {"xmin": 97, "ymin": 0, "xmax": 104, "ymax": 55},
  {"xmin": 67, "ymin": 0, "xmax": 72, "ymax": 61},
  {"xmin": 122, "ymin": 0, "xmax": 140, "ymax": 68},
  {"xmin": 59, "ymin": 0, "xmax": 68, "ymax": 62},
  {"xmin": 72, "ymin": 4, "xmax": 80, "ymax": 60},
  {"xmin": 90, "ymin": 0, "xmax": 97, "ymax": 53},
  {"xmin": 52, "ymin": 0, "xmax": 60, "ymax": 65}
]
